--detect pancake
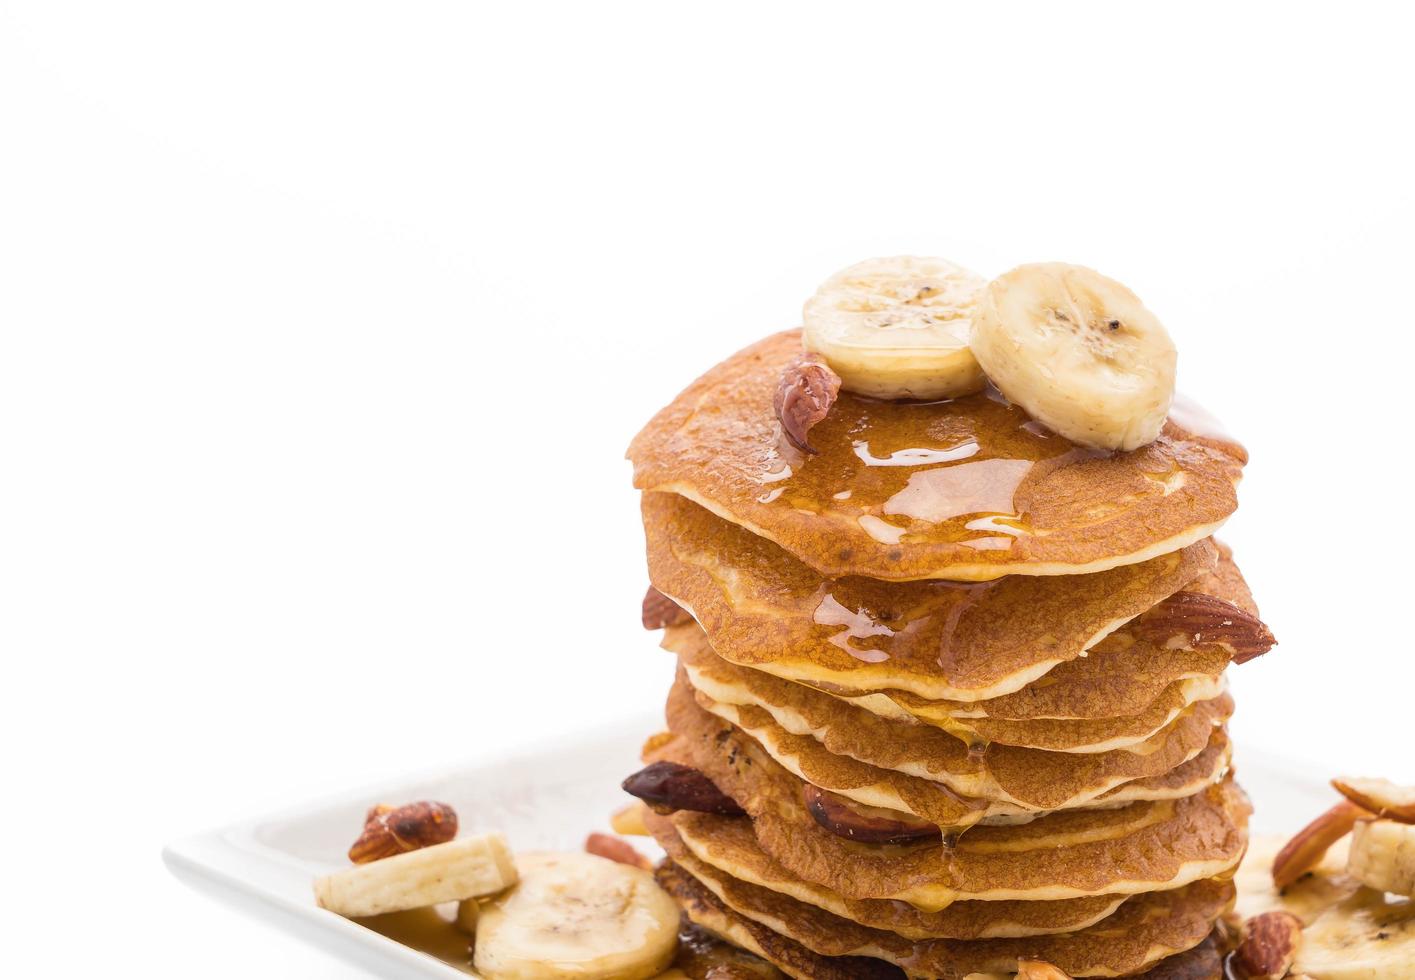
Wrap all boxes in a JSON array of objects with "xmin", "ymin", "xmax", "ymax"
[
  {"xmin": 659, "ymin": 859, "xmax": 1229, "ymax": 979},
  {"xmin": 655, "ymin": 862, "xmax": 903, "ymax": 980},
  {"xmin": 650, "ymin": 810, "xmax": 1132, "ymax": 941},
  {"xmin": 853, "ymin": 677, "xmax": 1229, "ymax": 754},
  {"xmin": 628, "ymin": 330, "xmax": 1246, "ymax": 581},
  {"xmin": 693, "ymin": 684, "xmax": 1234, "ymax": 827},
  {"xmin": 654, "ymin": 684, "xmax": 1251, "ymax": 909},
  {"xmin": 671, "ymin": 630, "xmax": 1232, "ymax": 810},
  {"xmin": 672, "ymin": 624, "xmax": 1232, "ymax": 753},
  {"xmin": 670, "ymin": 844, "xmax": 1233, "ymax": 978},
  {"xmin": 644, "ymin": 490, "xmax": 1246, "ymax": 702}
]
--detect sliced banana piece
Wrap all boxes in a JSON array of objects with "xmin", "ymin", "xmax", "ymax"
[
  {"xmin": 802, "ymin": 256, "xmax": 986, "ymax": 400},
  {"xmin": 474, "ymin": 851, "xmax": 680, "ymax": 980},
  {"xmin": 314, "ymin": 832, "xmax": 516, "ymax": 918},
  {"xmin": 971, "ymin": 263, "xmax": 1177, "ymax": 451},
  {"xmin": 1348, "ymin": 819, "xmax": 1415, "ymax": 896},
  {"xmin": 1292, "ymin": 882, "xmax": 1415, "ymax": 978}
]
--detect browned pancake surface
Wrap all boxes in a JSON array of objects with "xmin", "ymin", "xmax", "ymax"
[
  {"xmin": 629, "ymin": 330, "xmax": 1246, "ymax": 581},
  {"xmin": 654, "ymin": 683, "xmax": 1250, "ymax": 908},
  {"xmin": 656, "ymin": 861, "xmax": 903, "ymax": 980},
  {"xmin": 659, "ymin": 858, "xmax": 1229, "ymax": 979},
  {"xmin": 650, "ymin": 810, "xmax": 1129, "ymax": 940},
  {"xmin": 645, "ymin": 490, "xmax": 1236, "ymax": 700},
  {"xmin": 673, "ymin": 629, "xmax": 1232, "ymax": 808},
  {"xmin": 697, "ymin": 682, "xmax": 1233, "ymax": 823},
  {"xmin": 672, "ymin": 843, "xmax": 1232, "ymax": 977}
]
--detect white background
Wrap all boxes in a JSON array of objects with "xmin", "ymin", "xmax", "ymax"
[{"xmin": 3, "ymin": 1, "xmax": 1413, "ymax": 976}]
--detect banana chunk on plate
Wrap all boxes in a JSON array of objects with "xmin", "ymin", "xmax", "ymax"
[
  {"xmin": 474, "ymin": 851, "xmax": 679, "ymax": 980},
  {"xmin": 972, "ymin": 262, "xmax": 1177, "ymax": 451},
  {"xmin": 1348, "ymin": 818, "xmax": 1415, "ymax": 896},
  {"xmin": 314, "ymin": 831, "xmax": 516, "ymax": 918},
  {"xmin": 1293, "ymin": 879, "xmax": 1415, "ymax": 978}
]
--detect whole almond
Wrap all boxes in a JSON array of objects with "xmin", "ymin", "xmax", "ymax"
[
  {"xmin": 1271, "ymin": 800, "xmax": 1368, "ymax": 887},
  {"xmin": 347, "ymin": 800, "xmax": 458, "ymax": 864},
  {"xmin": 1233, "ymin": 910, "xmax": 1303, "ymax": 979}
]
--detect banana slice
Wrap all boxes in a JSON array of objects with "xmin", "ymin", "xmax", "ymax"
[
  {"xmin": 1348, "ymin": 819, "xmax": 1415, "ymax": 896},
  {"xmin": 801, "ymin": 256, "xmax": 986, "ymax": 400},
  {"xmin": 474, "ymin": 851, "xmax": 680, "ymax": 980},
  {"xmin": 314, "ymin": 832, "xmax": 516, "ymax": 918},
  {"xmin": 971, "ymin": 263, "xmax": 1177, "ymax": 451},
  {"xmin": 1292, "ymin": 881, "xmax": 1415, "ymax": 977}
]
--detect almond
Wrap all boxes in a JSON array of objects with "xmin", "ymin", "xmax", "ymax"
[
  {"xmin": 622, "ymin": 761, "xmax": 744, "ymax": 816},
  {"xmin": 1233, "ymin": 910, "xmax": 1303, "ymax": 979},
  {"xmin": 347, "ymin": 800, "xmax": 458, "ymax": 864},
  {"xmin": 1016, "ymin": 961, "xmax": 1072, "ymax": 980},
  {"xmin": 643, "ymin": 586, "xmax": 693, "ymax": 630},
  {"xmin": 1135, "ymin": 590, "xmax": 1276, "ymax": 664},
  {"xmin": 1271, "ymin": 800, "xmax": 1369, "ymax": 887},
  {"xmin": 585, "ymin": 831, "xmax": 652, "ymax": 870},
  {"xmin": 773, "ymin": 351, "xmax": 840, "ymax": 454},
  {"xmin": 802, "ymin": 783, "xmax": 937, "ymax": 845}
]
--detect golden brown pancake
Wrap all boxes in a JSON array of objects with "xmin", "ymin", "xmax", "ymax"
[
  {"xmin": 693, "ymin": 683, "xmax": 1233, "ymax": 825},
  {"xmin": 670, "ymin": 843, "xmax": 1232, "ymax": 978},
  {"xmin": 654, "ymin": 684, "xmax": 1251, "ymax": 909},
  {"xmin": 671, "ymin": 629, "xmax": 1232, "ymax": 809},
  {"xmin": 659, "ymin": 859, "xmax": 1229, "ymax": 979},
  {"xmin": 672, "ymin": 622, "xmax": 1233, "ymax": 756},
  {"xmin": 649, "ymin": 810, "xmax": 1131, "ymax": 940},
  {"xmin": 644, "ymin": 490, "xmax": 1237, "ymax": 701},
  {"xmin": 655, "ymin": 862, "xmax": 903, "ymax": 980},
  {"xmin": 629, "ymin": 330, "xmax": 1246, "ymax": 581}
]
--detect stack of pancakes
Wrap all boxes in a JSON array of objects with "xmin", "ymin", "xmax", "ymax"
[{"xmin": 626, "ymin": 331, "xmax": 1274, "ymax": 979}]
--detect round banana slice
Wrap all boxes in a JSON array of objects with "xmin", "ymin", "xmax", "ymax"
[
  {"xmin": 802, "ymin": 256, "xmax": 986, "ymax": 400},
  {"xmin": 1293, "ymin": 874, "xmax": 1415, "ymax": 977},
  {"xmin": 474, "ymin": 851, "xmax": 680, "ymax": 980},
  {"xmin": 1347, "ymin": 819, "xmax": 1415, "ymax": 896},
  {"xmin": 971, "ymin": 263, "xmax": 1177, "ymax": 451}
]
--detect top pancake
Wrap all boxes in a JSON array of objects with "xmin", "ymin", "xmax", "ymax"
[{"xmin": 629, "ymin": 330, "xmax": 1246, "ymax": 581}]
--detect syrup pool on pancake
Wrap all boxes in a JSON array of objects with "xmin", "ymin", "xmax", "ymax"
[{"xmin": 628, "ymin": 330, "xmax": 1246, "ymax": 581}]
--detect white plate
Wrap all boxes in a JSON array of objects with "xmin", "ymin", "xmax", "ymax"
[{"xmin": 164, "ymin": 716, "xmax": 1330, "ymax": 979}]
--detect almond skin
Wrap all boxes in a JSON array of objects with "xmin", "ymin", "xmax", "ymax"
[
  {"xmin": 1272, "ymin": 799, "xmax": 1369, "ymax": 887},
  {"xmin": 585, "ymin": 832, "xmax": 652, "ymax": 870},
  {"xmin": 773, "ymin": 351, "xmax": 841, "ymax": 454},
  {"xmin": 347, "ymin": 800, "xmax": 458, "ymax": 864},
  {"xmin": 1133, "ymin": 590, "xmax": 1276, "ymax": 665},
  {"xmin": 1233, "ymin": 910, "xmax": 1303, "ymax": 979},
  {"xmin": 622, "ymin": 761, "xmax": 744, "ymax": 816},
  {"xmin": 642, "ymin": 586, "xmax": 693, "ymax": 630}
]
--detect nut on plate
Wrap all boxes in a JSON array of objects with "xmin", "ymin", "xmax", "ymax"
[
  {"xmin": 1233, "ymin": 910, "xmax": 1303, "ymax": 979},
  {"xmin": 348, "ymin": 800, "xmax": 458, "ymax": 864},
  {"xmin": 1272, "ymin": 800, "xmax": 1369, "ymax": 888},
  {"xmin": 584, "ymin": 831, "xmax": 652, "ymax": 870},
  {"xmin": 1016, "ymin": 960, "xmax": 1072, "ymax": 979}
]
